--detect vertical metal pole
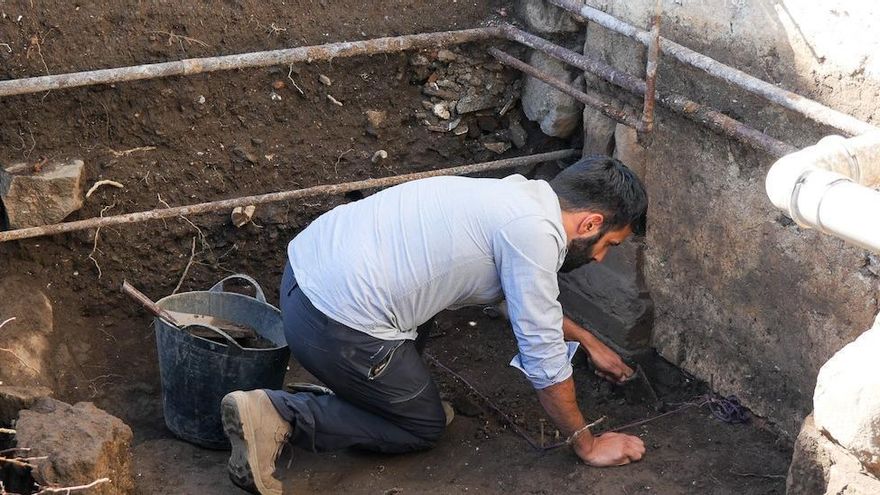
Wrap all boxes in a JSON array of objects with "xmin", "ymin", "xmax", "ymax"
[{"xmin": 640, "ymin": 0, "xmax": 662, "ymax": 136}]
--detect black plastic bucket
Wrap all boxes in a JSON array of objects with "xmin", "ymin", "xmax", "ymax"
[{"xmin": 154, "ymin": 275, "xmax": 289, "ymax": 449}]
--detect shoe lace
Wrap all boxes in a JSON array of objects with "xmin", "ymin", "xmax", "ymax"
[{"xmin": 272, "ymin": 425, "xmax": 293, "ymax": 467}]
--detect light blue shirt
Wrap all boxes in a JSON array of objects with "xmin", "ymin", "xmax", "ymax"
[{"xmin": 288, "ymin": 174, "xmax": 577, "ymax": 389}]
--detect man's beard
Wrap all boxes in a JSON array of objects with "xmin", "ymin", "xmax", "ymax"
[{"xmin": 559, "ymin": 234, "xmax": 601, "ymax": 273}]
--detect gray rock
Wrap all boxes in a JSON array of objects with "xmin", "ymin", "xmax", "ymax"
[
  {"xmin": 580, "ymin": 2, "xmax": 645, "ymax": 157},
  {"xmin": 232, "ymin": 146, "xmax": 259, "ymax": 164},
  {"xmin": 423, "ymin": 84, "xmax": 459, "ymax": 101},
  {"xmin": 17, "ymin": 398, "xmax": 134, "ymax": 495},
  {"xmin": 613, "ymin": 123, "xmax": 648, "ymax": 176},
  {"xmin": 521, "ymin": 51, "xmax": 584, "ymax": 138},
  {"xmin": 366, "ymin": 109, "xmax": 388, "ymax": 137},
  {"xmin": 436, "ymin": 79, "xmax": 462, "ymax": 91},
  {"xmin": 432, "ymin": 102, "xmax": 452, "ymax": 120},
  {"xmin": 456, "ymin": 94, "xmax": 498, "ymax": 114},
  {"xmin": 508, "ymin": 119, "xmax": 528, "ymax": 149},
  {"xmin": 0, "ymin": 385, "xmax": 53, "ymax": 424},
  {"xmin": 365, "ymin": 110, "xmax": 387, "ymax": 129},
  {"xmin": 788, "ymin": 414, "xmax": 880, "ymax": 494},
  {"xmin": 427, "ymin": 117, "xmax": 461, "ymax": 133},
  {"xmin": 814, "ymin": 314, "xmax": 880, "ymax": 476},
  {"xmin": 409, "ymin": 53, "xmax": 429, "ymax": 66},
  {"xmin": 582, "ymin": 106, "xmax": 617, "ymax": 156},
  {"xmin": 437, "ymin": 49, "xmax": 457, "ymax": 62},
  {"xmin": 483, "ymin": 141, "xmax": 512, "ymax": 155},
  {"xmin": 517, "ymin": 0, "xmax": 579, "ymax": 33},
  {"xmin": 0, "ymin": 159, "xmax": 85, "ymax": 229},
  {"xmin": 453, "ymin": 124, "xmax": 469, "ymax": 136}
]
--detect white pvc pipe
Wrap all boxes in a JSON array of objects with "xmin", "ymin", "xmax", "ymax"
[{"xmin": 766, "ymin": 133, "xmax": 880, "ymax": 252}]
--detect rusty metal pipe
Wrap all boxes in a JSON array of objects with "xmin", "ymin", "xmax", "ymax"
[
  {"xmin": 503, "ymin": 25, "xmax": 797, "ymax": 158},
  {"xmin": 0, "ymin": 149, "xmax": 579, "ymax": 243},
  {"xmin": 0, "ymin": 27, "xmax": 505, "ymax": 97},
  {"xmin": 640, "ymin": 0, "xmax": 662, "ymax": 135},
  {"xmin": 488, "ymin": 48, "xmax": 642, "ymax": 129},
  {"xmin": 544, "ymin": 0, "xmax": 877, "ymax": 136}
]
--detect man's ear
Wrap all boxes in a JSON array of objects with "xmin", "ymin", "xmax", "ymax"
[{"xmin": 578, "ymin": 212, "xmax": 605, "ymax": 235}]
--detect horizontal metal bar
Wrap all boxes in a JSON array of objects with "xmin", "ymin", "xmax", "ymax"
[
  {"xmin": 488, "ymin": 47, "xmax": 642, "ymax": 128},
  {"xmin": 545, "ymin": 0, "xmax": 877, "ymax": 136},
  {"xmin": 0, "ymin": 27, "xmax": 505, "ymax": 97},
  {"xmin": 0, "ymin": 149, "xmax": 579, "ymax": 243},
  {"xmin": 503, "ymin": 25, "xmax": 798, "ymax": 158}
]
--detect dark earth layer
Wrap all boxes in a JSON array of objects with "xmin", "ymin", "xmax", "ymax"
[{"xmin": 1, "ymin": 1, "xmax": 789, "ymax": 493}]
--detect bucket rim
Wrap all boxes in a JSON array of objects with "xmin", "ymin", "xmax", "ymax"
[{"xmin": 154, "ymin": 290, "xmax": 286, "ymax": 352}]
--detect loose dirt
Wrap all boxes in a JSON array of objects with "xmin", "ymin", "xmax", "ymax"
[{"xmin": 1, "ymin": 1, "xmax": 789, "ymax": 494}]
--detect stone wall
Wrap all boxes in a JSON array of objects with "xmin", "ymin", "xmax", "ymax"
[{"xmin": 560, "ymin": 0, "xmax": 880, "ymax": 439}]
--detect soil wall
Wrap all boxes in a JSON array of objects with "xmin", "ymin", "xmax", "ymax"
[
  {"xmin": 576, "ymin": 0, "xmax": 880, "ymax": 439},
  {"xmin": 0, "ymin": 0, "xmax": 509, "ymax": 418}
]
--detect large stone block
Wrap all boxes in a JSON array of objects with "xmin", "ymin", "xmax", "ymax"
[
  {"xmin": 788, "ymin": 414, "xmax": 880, "ymax": 494},
  {"xmin": 16, "ymin": 398, "xmax": 134, "ymax": 495},
  {"xmin": 517, "ymin": 0, "xmax": 580, "ymax": 33},
  {"xmin": 0, "ymin": 159, "xmax": 85, "ymax": 229},
  {"xmin": 522, "ymin": 51, "xmax": 584, "ymax": 138},
  {"xmin": 580, "ymin": 3, "xmax": 645, "ymax": 158},
  {"xmin": 582, "ymin": 104, "xmax": 616, "ymax": 156},
  {"xmin": 813, "ymin": 314, "xmax": 880, "ymax": 476},
  {"xmin": 558, "ymin": 242, "xmax": 653, "ymax": 357},
  {"xmin": 613, "ymin": 123, "xmax": 647, "ymax": 177}
]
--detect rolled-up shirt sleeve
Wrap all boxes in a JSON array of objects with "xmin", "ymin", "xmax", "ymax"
[{"xmin": 494, "ymin": 216, "xmax": 575, "ymax": 389}]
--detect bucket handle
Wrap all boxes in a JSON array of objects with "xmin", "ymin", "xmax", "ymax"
[
  {"xmin": 209, "ymin": 274, "xmax": 267, "ymax": 303},
  {"xmin": 190, "ymin": 324, "xmax": 245, "ymax": 354}
]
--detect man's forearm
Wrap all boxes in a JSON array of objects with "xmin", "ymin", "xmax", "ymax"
[
  {"xmin": 562, "ymin": 315, "xmax": 601, "ymax": 349},
  {"xmin": 535, "ymin": 377, "xmax": 594, "ymax": 445}
]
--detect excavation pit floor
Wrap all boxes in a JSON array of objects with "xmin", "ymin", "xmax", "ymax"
[
  {"xmin": 129, "ymin": 307, "xmax": 791, "ymax": 495},
  {"xmin": 0, "ymin": 2, "xmax": 791, "ymax": 492}
]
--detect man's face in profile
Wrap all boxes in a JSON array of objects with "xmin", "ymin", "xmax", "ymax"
[{"xmin": 559, "ymin": 226, "xmax": 632, "ymax": 273}]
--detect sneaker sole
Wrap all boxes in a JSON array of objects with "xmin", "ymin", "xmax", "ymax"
[{"xmin": 221, "ymin": 393, "xmax": 258, "ymax": 494}]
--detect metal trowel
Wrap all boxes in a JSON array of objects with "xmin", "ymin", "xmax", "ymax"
[{"xmin": 619, "ymin": 363, "xmax": 662, "ymax": 408}]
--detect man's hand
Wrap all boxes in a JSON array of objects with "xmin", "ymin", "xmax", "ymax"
[
  {"xmin": 572, "ymin": 431, "xmax": 645, "ymax": 467},
  {"xmin": 535, "ymin": 378, "xmax": 647, "ymax": 468},
  {"xmin": 561, "ymin": 316, "xmax": 633, "ymax": 383},
  {"xmin": 585, "ymin": 338, "xmax": 633, "ymax": 384}
]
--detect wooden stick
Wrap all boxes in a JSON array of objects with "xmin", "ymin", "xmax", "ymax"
[
  {"xmin": 34, "ymin": 478, "xmax": 111, "ymax": 494},
  {"xmin": 0, "ymin": 149, "xmax": 579, "ymax": 243}
]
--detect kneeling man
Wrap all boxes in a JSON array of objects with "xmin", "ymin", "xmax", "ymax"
[{"xmin": 222, "ymin": 155, "xmax": 648, "ymax": 494}]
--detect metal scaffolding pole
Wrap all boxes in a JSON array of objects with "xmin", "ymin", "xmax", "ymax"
[
  {"xmin": 0, "ymin": 149, "xmax": 579, "ymax": 243},
  {"xmin": 488, "ymin": 48, "xmax": 642, "ymax": 129},
  {"xmin": 544, "ymin": 0, "xmax": 877, "ymax": 137},
  {"xmin": 0, "ymin": 27, "xmax": 504, "ymax": 98},
  {"xmin": 502, "ymin": 26, "xmax": 797, "ymax": 158},
  {"xmin": 640, "ymin": 0, "xmax": 662, "ymax": 135}
]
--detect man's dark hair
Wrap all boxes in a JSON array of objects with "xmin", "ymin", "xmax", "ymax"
[{"xmin": 549, "ymin": 155, "xmax": 648, "ymax": 236}]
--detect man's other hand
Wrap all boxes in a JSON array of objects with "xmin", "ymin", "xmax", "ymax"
[
  {"xmin": 572, "ymin": 431, "xmax": 645, "ymax": 467},
  {"xmin": 586, "ymin": 339, "xmax": 634, "ymax": 383}
]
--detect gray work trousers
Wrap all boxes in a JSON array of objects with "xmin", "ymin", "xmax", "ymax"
[{"xmin": 265, "ymin": 263, "xmax": 446, "ymax": 453}]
